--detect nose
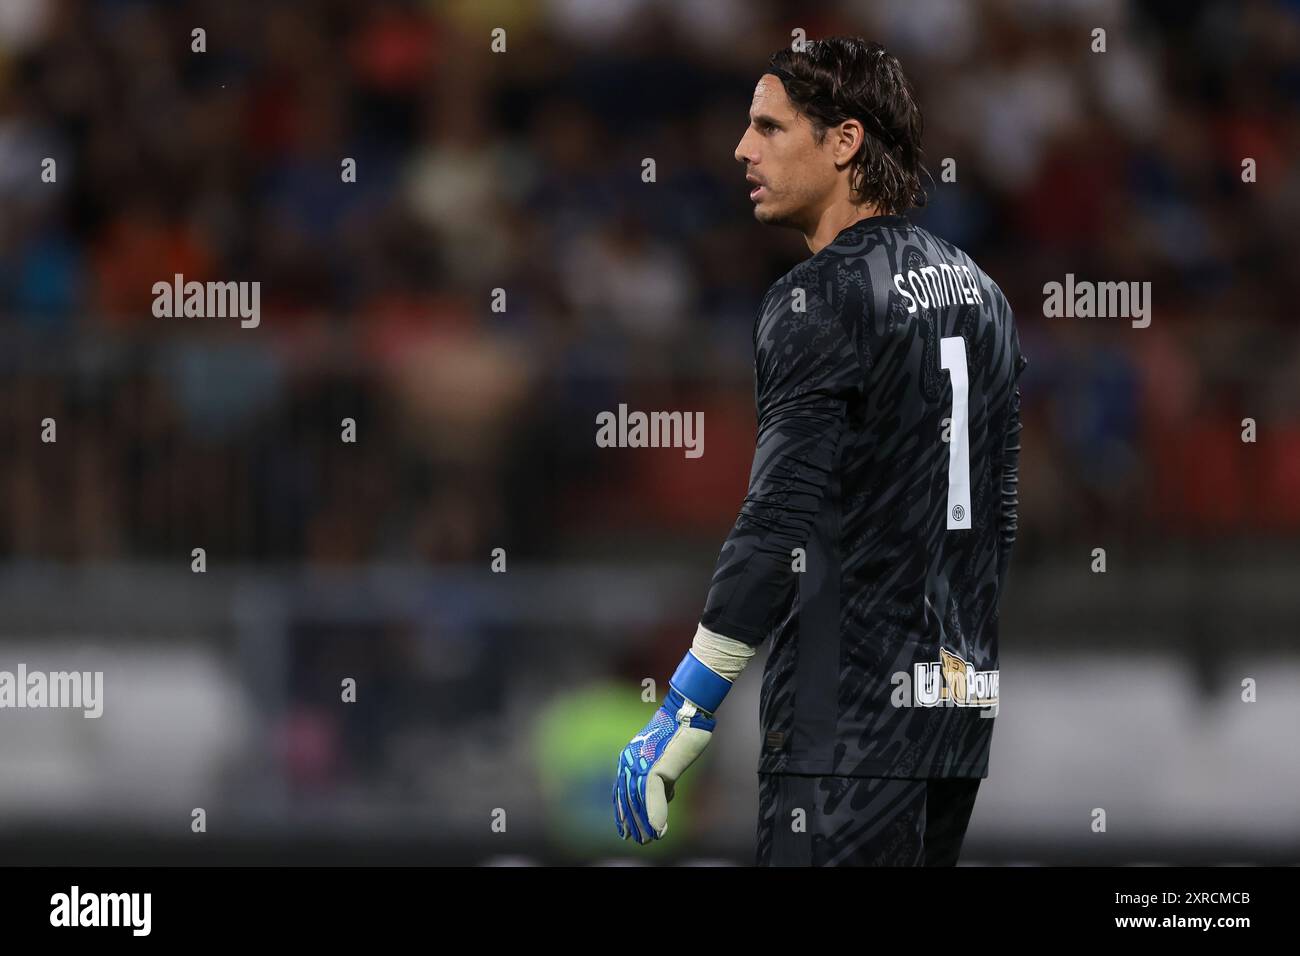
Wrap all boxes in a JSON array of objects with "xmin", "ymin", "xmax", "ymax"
[{"xmin": 735, "ymin": 127, "xmax": 756, "ymax": 166}]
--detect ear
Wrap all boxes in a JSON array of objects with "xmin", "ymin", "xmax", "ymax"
[{"xmin": 834, "ymin": 119, "xmax": 866, "ymax": 168}]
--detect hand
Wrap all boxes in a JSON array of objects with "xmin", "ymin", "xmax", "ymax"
[{"xmin": 613, "ymin": 687, "xmax": 716, "ymax": 844}]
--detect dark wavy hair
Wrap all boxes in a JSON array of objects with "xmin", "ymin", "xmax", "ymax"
[{"xmin": 767, "ymin": 37, "xmax": 927, "ymax": 215}]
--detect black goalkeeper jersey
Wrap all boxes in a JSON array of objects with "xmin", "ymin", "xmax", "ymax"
[{"xmin": 700, "ymin": 214, "xmax": 1025, "ymax": 779}]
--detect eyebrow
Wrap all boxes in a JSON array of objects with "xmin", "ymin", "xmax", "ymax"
[{"xmin": 750, "ymin": 113, "xmax": 784, "ymax": 127}]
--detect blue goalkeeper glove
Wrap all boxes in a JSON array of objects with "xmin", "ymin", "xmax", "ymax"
[{"xmin": 612, "ymin": 649, "xmax": 734, "ymax": 844}]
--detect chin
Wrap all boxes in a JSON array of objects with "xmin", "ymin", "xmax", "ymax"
[{"xmin": 754, "ymin": 204, "xmax": 793, "ymax": 227}]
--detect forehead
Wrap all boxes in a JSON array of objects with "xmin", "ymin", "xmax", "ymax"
[{"xmin": 749, "ymin": 74, "xmax": 792, "ymax": 114}]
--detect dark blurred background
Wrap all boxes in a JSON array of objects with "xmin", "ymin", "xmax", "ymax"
[{"xmin": 1, "ymin": 0, "xmax": 1298, "ymax": 864}]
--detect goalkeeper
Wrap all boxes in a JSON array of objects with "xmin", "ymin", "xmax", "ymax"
[{"xmin": 613, "ymin": 37, "xmax": 1025, "ymax": 866}]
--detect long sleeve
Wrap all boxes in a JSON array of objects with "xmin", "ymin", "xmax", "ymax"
[
  {"xmin": 699, "ymin": 284, "xmax": 864, "ymax": 646},
  {"xmin": 998, "ymin": 351, "xmax": 1028, "ymax": 586}
]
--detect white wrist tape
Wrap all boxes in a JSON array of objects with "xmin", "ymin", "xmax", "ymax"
[{"xmin": 690, "ymin": 622, "xmax": 756, "ymax": 683}]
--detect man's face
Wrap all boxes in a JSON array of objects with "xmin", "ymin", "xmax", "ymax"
[{"xmin": 734, "ymin": 75, "xmax": 838, "ymax": 229}]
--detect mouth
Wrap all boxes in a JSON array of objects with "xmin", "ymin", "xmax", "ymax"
[{"xmin": 747, "ymin": 178, "xmax": 765, "ymax": 200}]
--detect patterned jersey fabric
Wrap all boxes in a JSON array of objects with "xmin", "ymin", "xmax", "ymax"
[{"xmin": 701, "ymin": 214, "xmax": 1026, "ymax": 778}]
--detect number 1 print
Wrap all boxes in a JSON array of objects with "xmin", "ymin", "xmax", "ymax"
[{"xmin": 940, "ymin": 336, "xmax": 971, "ymax": 530}]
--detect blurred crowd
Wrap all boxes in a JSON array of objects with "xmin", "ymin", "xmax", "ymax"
[{"xmin": 3, "ymin": 0, "xmax": 1300, "ymax": 567}]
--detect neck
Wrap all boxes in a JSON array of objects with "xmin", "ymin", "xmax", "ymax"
[{"xmin": 803, "ymin": 201, "xmax": 887, "ymax": 255}]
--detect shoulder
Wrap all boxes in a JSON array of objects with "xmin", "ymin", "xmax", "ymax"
[
  {"xmin": 919, "ymin": 225, "xmax": 1010, "ymax": 309},
  {"xmin": 755, "ymin": 262, "xmax": 842, "ymax": 350},
  {"xmin": 753, "ymin": 274, "xmax": 861, "ymax": 393},
  {"xmin": 759, "ymin": 264, "xmax": 831, "ymax": 318}
]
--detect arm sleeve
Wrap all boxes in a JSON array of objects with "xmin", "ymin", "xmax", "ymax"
[
  {"xmin": 699, "ymin": 286, "xmax": 863, "ymax": 646},
  {"xmin": 998, "ymin": 350, "xmax": 1028, "ymax": 586}
]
